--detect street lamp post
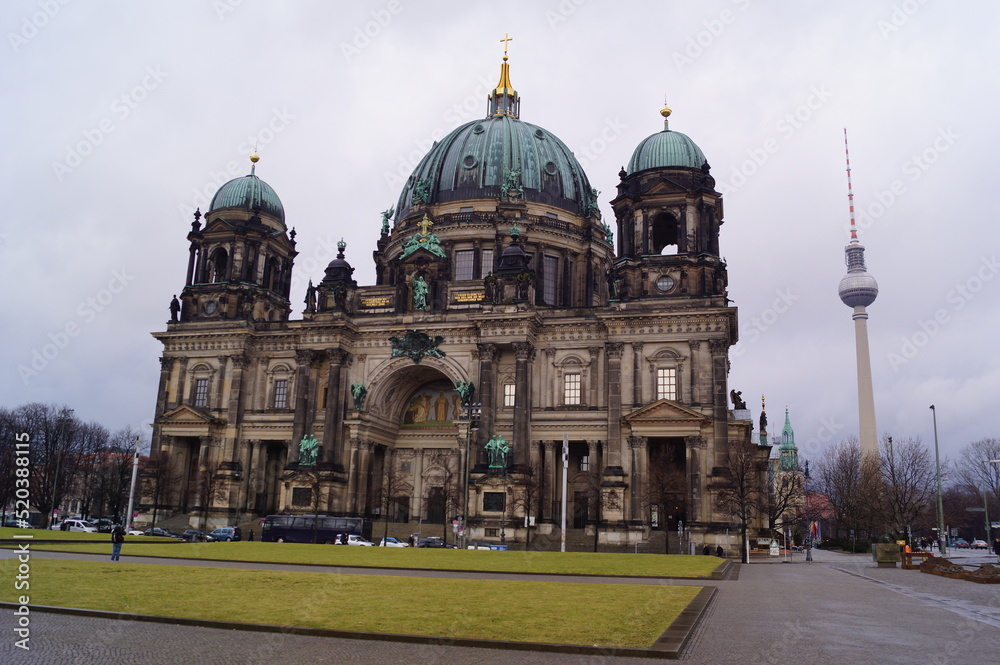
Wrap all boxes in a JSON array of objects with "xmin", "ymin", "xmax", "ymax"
[
  {"xmin": 930, "ymin": 405, "xmax": 947, "ymax": 557},
  {"xmin": 47, "ymin": 409, "xmax": 74, "ymax": 528},
  {"xmin": 460, "ymin": 403, "xmax": 480, "ymax": 549},
  {"xmin": 803, "ymin": 460, "xmax": 813, "ymax": 563}
]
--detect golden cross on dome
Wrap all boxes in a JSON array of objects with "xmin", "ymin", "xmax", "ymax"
[
  {"xmin": 500, "ymin": 33, "xmax": 513, "ymax": 59},
  {"xmin": 417, "ymin": 214, "xmax": 434, "ymax": 237}
]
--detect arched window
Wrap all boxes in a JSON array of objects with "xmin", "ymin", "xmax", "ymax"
[
  {"xmin": 209, "ymin": 247, "xmax": 228, "ymax": 283},
  {"xmin": 652, "ymin": 213, "xmax": 679, "ymax": 255}
]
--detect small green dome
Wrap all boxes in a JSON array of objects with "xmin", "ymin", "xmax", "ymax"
[
  {"xmin": 627, "ymin": 128, "xmax": 708, "ymax": 173},
  {"xmin": 209, "ymin": 173, "xmax": 285, "ymax": 222}
]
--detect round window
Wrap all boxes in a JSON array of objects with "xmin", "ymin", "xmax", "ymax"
[{"xmin": 656, "ymin": 275, "xmax": 675, "ymax": 292}]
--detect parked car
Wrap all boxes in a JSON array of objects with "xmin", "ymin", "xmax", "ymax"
[
  {"xmin": 466, "ymin": 540, "xmax": 494, "ymax": 550},
  {"xmin": 378, "ymin": 536, "xmax": 408, "ymax": 547},
  {"xmin": 971, "ymin": 539, "xmax": 988, "ymax": 549},
  {"xmin": 181, "ymin": 529, "xmax": 213, "ymax": 542},
  {"xmin": 143, "ymin": 527, "xmax": 182, "ymax": 539},
  {"xmin": 341, "ymin": 534, "xmax": 373, "ymax": 546},
  {"xmin": 90, "ymin": 518, "xmax": 115, "ymax": 533},
  {"xmin": 208, "ymin": 526, "xmax": 241, "ymax": 542},
  {"xmin": 2, "ymin": 516, "xmax": 31, "ymax": 528},
  {"xmin": 417, "ymin": 537, "xmax": 456, "ymax": 548},
  {"xmin": 953, "ymin": 538, "xmax": 969, "ymax": 549},
  {"xmin": 50, "ymin": 519, "xmax": 98, "ymax": 533},
  {"xmin": 126, "ymin": 527, "xmax": 144, "ymax": 536}
]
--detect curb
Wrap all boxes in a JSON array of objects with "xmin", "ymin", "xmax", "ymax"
[{"xmin": 0, "ymin": 595, "xmax": 716, "ymax": 660}]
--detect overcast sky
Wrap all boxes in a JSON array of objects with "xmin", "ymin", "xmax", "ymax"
[{"xmin": 3, "ymin": 0, "xmax": 997, "ymax": 464}]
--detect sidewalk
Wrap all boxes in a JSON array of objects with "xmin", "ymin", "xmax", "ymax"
[{"xmin": 683, "ymin": 548, "xmax": 999, "ymax": 664}]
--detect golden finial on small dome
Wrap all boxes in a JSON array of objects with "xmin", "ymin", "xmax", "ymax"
[
  {"xmin": 660, "ymin": 105, "xmax": 672, "ymax": 118},
  {"xmin": 250, "ymin": 153, "xmax": 260, "ymax": 163}
]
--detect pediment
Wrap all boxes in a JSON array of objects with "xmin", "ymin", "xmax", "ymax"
[
  {"xmin": 624, "ymin": 399, "xmax": 710, "ymax": 424},
  {"xmin": 158, "ymin": 404, "xmax": 222, "ymax": 425},
  {"xmin": 639, "ymin": 177, "xmax": 688, "ymax": 197}
]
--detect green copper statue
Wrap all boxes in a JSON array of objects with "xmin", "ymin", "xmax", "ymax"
[
  {"xmin": 412, "ymin": 275, "xmax": 429, "ymax": 311},
  {"xmin": 298, "ymin": 434, "xmax": 319, "ymax": 466},
  {"xmin": 454, "ymin": 381, "xmax": 475, "ymax": 406},
  {"xmin": 351, "ymin": 383, "xmax": 367, "ymax": 411},
  {"xmin": 484, "ymin": 434, "xmax": 509, "ymax": 471}
]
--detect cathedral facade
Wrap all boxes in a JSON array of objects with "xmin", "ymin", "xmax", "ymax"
[{"xmin": 149, "ymin": 54, "xmax": 752, "ymax": 547}]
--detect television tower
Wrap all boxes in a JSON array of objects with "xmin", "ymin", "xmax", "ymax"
[{"xmin": 837, "ymin": 129, "xmax": 879, "ymax": 457}]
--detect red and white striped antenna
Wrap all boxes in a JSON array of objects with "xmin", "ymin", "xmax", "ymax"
[{"xmin": 844, "ymin": 127, "xmax": 859, "ymax": 244}]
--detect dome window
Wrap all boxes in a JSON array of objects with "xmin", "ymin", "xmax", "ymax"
[
  {"xmin": 543, "ymin": 161, "xmax": 558, "ymax": 176},
  {"xmin": 534, "ymin": 128, "xmax": 545, "ymax": 139},
  {"xmin": 472, "ymin": 123, "xmax": 485, "ymax": 134},
  {"xmin": 462, "ymin": 155, "xmax": 478, "ymax": 169}
]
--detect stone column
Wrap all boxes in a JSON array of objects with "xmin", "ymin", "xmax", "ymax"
[
  {"xmin": 347, "ymin": 437, "xmax": 362, "ymax": 514},
  {"xmin": 323, "ymin": 349, "xmax": 348, "ymax": 469},
  {"xmin": 476, "ymin": 344, "xmax": 498, "ymax": 465},
  {"xmin": 685, "ymin": 435, "xmax": 707, "ymax": 523},
  {"xmin": 412, "ymin": 447, "xmax": 425, "ymax": 521},
  {"xmin": 227, "ymin": 355, "xmax": 249, "ymax": 450},
  {"xmin": 152, "ymin": 357, "xmax": 175, "ymax": 452},
  {"xmin": 688, "ymin": 340, "xmax": 700, "ymax": 405},
  {"xmin": 543, "ymin": 440, "xmax": 557, "ymax": 521},
  {"xmin": 249, "ymin": 440, "xmax": 264, "ymax": 514},
  {"xmin": 356, "ymin": 441, "xmax": 373, "ymax": 515},
  {"xmin": 175, "ymin": 360, "xmax": 188, "ymax": 408},
  {"xmin": 543, "ymin": 348, "xmax": 555, "ymax": 409},
  {"xmin": 604, "ymin": 342, "xmax": 625, "ymax": 468},
  {"xmin": 512, "ymin": 342, "xmax": 534, "ymax": 466},
  {"xmin": 631, "ymin": 342, "xmax": 643, "ymax": 407},
  {"xmin": 709, "ymin": 339, "xmax": 730, "ymax": 464},
  {"xmin": 588, "ymin": 346, "xmax": 601, "ymax": 407},
  {"xmin": 186, "ymin": 243, "xmax": 198, "ymax": 285},
  {"xmin": 291, "ymin": 350, "xmax": 314, "ymax": 457},
  {"xmin": 628, "ymin": 436, "xmax": 648, "ymax": 522}
]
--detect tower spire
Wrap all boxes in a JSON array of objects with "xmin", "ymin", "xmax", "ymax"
[{"xmin": 488, "ymin": 34, "xmax": 520, "ymax": 118}]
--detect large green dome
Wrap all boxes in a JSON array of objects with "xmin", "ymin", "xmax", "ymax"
[
  {"xmin": 396, "ymin": 114, "xmax": 596, "ymax": 218},
  {"xmin": 627, "ymin": 116, "xmax": 708, "ymax": 174},
  {"xmin": 209, "ymin": 171, "xmax": 285, "ymax": 222}
]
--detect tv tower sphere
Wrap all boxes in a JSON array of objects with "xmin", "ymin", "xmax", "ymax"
[{"xmin": 838, "ymin": 252, "xmax": 879, "ymax": 307}]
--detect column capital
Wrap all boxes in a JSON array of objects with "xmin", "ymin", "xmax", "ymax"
[
  {"xmin": 230, "ymin": 353, "xmax": 250, "ymax": 369},
  {"xmin": 295, "ymin": 349, "xmax": 315, "ymax": 365},
  {"xmin": 708, "ymin": 339, "xmax": 729, "ymax": 355},
  {"xmin": 685, "ymin": 435, "xmax": 707, "ymax": 449},
  {"xmin": 688, "ymin": 339, "xmax": 700, "ymax": 351},
  {"xmin": 513, "ymin": 341, "xmax": 534, "ymax": 360},
  {"xmin": 477, "ymin": 342, "xmax": 499, "ymax": 362},
  {"xmin": 631, "ymin": 341, "xmax": 644, "ymax": 352},
  {"xmin": 326, "ymin": 348, "xmax": 349, "ymax": 365},
  {"xmin": 159, "ymin": 356, "xmax": 176, "ymax": 370},
  {"xmin": 588, "ymin": 346, "xmax": 602, "ymax": 360},
  {"xmin": 627, "ymin": 435, "xmax": 648, "ymax": 449},
  {"xmin": 605, "ymin": 342, "xmax": 625, "ymax": 359}
]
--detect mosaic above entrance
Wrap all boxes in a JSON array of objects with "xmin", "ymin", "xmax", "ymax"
[{"xmin": 401, "ymin": 379, "xmax": 462, "ymax": 427}]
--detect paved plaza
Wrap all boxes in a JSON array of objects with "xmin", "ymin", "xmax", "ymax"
[{"xmin": 2, "ymin": 548, "xmax": 997, "ymax": 664}]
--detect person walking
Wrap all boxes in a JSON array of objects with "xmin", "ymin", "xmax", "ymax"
[{"xmin": 110, "ymin": 523, "xmax": 125, "ymax": 562}]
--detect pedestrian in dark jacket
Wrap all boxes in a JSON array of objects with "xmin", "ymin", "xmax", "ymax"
[{"xmin": 110, "ymin": 524, "xmax": 125, "ymax": 562}]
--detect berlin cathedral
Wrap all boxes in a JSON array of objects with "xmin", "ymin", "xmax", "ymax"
[{"xmin": 148, "ymin": 49, "xmax": 753, "ymax": 549}]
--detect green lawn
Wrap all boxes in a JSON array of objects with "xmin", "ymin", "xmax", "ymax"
[
  {"xmin": 0, "ymin": 559, "xmax": 701, "ymax": 648},
  {"xmin": 0, "ymin": 528, "xmax": 722, "ymax": 578}
]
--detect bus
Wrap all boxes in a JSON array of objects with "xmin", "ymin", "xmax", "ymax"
[{"xmin": 259, "ymin": 515, "xmax": 372, "ymax": 544}]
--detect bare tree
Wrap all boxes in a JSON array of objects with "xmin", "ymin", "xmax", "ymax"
[
  {"xmin": 510, "ymin": 463, "xmax": 543, "ymax": 549},
  {"xmin": 641, "ymin": 462, "xmax": 686, "ymax": 554},
  {"xmin": 17, "ymin": 404, "xmax": 80, "ymax": 527},
  {"xmin": 0, "ymin": 407, "xmax": 19, "ymax": 524},
  {"xmin": 716, "ymin": 438, "xmax": 766, "ymax": 563},
  {"xmin": 195, "ymin": 457, "xmax": 228, "ymax": 531},
  {"xmin": 375, "ymin": 448, "xmax": 410, "ymax": 545},
  {"xmin": 764, "ymin": 467, "xmax": 804, "ymax": 539},
  {"xmin": 814, "ymin": 438, "xmax": 884, "ymax": 543},
  {"xmin": 140, "ymin": 450, "xmax": 179, "ymax": 529},
  {"xmin": 875, "ymin": 435, "xmax": 935, "ymax": 539}
]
